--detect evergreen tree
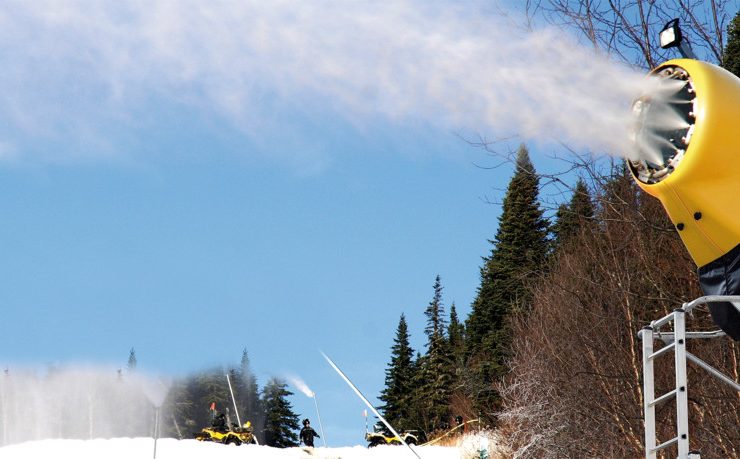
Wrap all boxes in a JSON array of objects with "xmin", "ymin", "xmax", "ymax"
[
  {"xmin": 415, "ymin": 276, "xmax": 454, "ymax": 433},
  {"xmin": 162, "ymin": 379, "xmax": 195, "ymax": 439},
  {"xmin": 464, "ymin": 144, "xmax": 550, "ymax": 419},
  {"xmin": 261, "ymin": 378, "xmax": 300, "ymax": 447},
  {"xmin": 237, "ymin": 348, "xmax": 263, "ymax": 438},
  {"xmin": 447, "ymin": 303, "xmax": 465, "ymax": 367},
  {"xmin": 379, "ymin": 314, "xmax": 416, "ymax": 431},
  {"xmin": 552, "ymin": 178, "xmax": 594, "ymax": 248},
  {"xmin": 723, "ymin": 11, "xmax": 740, "ymax": 78},
  {"xmin": 424, "ymin": 275, "xmax": 448, "ymax": 337},
  {"xmin": 127, "ymin": 348, "xmax": 137, "ymax": 372},
  {"xmin": 190, "ymin": 368, "xmax": 231, "ymax": 428},
  {"xmin": 163, "ymin": 352, "xmax": 264, "ymax": 440}
]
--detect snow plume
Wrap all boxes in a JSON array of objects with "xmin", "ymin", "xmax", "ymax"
[
  {"xmin": 287, "ymin": 375, "xmax": 315, "ymax": 398},
  {"xmin": 0, "ymin": 1, "xmax": 646, "ymax": 162},
  {"xmin": 0, "ymin": 366, "xmax": 169, "ymax": 445}
]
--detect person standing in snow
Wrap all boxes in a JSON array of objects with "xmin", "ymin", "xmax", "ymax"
[{"xmin": 300, "ymin": 418, "xmax": 320, "ymax": 447}]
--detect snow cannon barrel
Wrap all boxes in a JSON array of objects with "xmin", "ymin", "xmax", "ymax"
[{"xmin": 627, "ymin": 58, "xmax": 740, "ymax": 340}]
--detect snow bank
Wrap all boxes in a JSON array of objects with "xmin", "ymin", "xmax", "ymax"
[{"xmin": 0, "ymin": 438, "xmax": 461, "ymax": 459}]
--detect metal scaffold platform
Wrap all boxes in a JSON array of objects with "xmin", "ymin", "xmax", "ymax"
[{"xmin": 638, "ymin": 295, "xmax": 740, "ymax": 459}]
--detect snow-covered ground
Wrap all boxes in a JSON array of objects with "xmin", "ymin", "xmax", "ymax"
[
  {"xmin": 0, "ymin": 368, "xmax": 503, "ymax": 458},
  {"xmin": 0, "ymin": 438, "xmax": 467, "ymax": 459}
]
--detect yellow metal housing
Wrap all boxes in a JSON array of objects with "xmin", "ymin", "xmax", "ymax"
[{"xmin": 630, "ymin": 59, "xmax": 740, "ymax": 267}]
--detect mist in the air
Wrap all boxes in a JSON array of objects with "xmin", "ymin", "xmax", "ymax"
[
  {"xmin": 0, "ymin": 367, "xmax": 167, "ymax": 445},
  {"xmin": 0, "ymin": 1, "xmax": 652, "ymax": 162}
]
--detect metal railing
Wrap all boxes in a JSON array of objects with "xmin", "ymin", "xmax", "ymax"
[{"xmin": 638, "ymin": 296, "xmax": 740, "ymax": 459}]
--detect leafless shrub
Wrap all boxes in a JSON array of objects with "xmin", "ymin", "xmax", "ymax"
[{"xmin": 500, "ymin": 169, "xmax": 739, "ymax": 457}]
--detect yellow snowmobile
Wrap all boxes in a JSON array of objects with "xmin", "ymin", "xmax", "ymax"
[
  {"xmin": 365, "ymin": 429, "xmax": 424, "ymax": 447},
  {"xmin": 194, "ymin": 421, "xmax": 257, "ymax": 446}
]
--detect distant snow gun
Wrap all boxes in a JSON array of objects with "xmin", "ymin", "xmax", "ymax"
[{"xmin": 627, "ymin": 34, "xmax": 740, "ymax": 339}]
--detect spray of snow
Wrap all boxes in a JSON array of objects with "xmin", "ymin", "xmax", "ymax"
[
  {"xmin": 0, "ymin": 367, "xmax": 169, "ymax": 446},
  {"xmin": 134, "ymin": 374, "xmax": 170, "ymax": 408},
  {"xmin": 0, "ymin": 1, "xmax": 649, "ymax": 162},
  {"xmin": 287, "ymin": 375, "xmax": 315, "ymax": 398}
]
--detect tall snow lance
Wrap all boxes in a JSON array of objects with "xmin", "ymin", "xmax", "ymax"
[
  {"xmin": 288, "ymin": 375, "xmax": 327, "ymax": 447},
  {"xmin": 152, "ymin": 406, "xmax": 160, "ymax": 459},
  {"xmin": 225, "ymin": 373, "xmax": 242, "ymax": 428},
  {"xmin": 628, "ymin": 21, "xmax": 740, "ymax": 340},
  {"xmin": 322, "ymin": 352, "xmax": 420, "ymax": 459},
  {"xmin": 312, "ymin": 393, "xmax": 327, "ymax": 448}
]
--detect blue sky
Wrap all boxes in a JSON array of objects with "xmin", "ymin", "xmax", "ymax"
[
  {"xmin": 0, "ymin": 0, "xmax": 647, "ymax": 446},
  {"xmin": 0, "ymin": 114, "xmax": 509, "ymax": 445}
]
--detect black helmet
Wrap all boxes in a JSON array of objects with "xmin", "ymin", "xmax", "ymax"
[{"xmin": 303, "ymin": 418, "xmax": 310, "ymax": 425}]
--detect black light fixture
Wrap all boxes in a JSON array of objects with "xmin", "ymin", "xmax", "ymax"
[
  {"xmin": 659, "ymin": 18, "xmax": 696, "ymax": 59},
  {"xmin": 659, "ymin": 19, "xmax": 682, "ymax": 49}
]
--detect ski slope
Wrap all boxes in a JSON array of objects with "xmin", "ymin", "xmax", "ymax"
[{"xmin": 0, "ymin": 438, "xmax": 477, "ymax": 459}]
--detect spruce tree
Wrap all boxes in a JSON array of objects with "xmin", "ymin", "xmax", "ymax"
[
  {"xmin": 238, "ymin": 348, "xmax": 263, "ymax": 437},
  {"xmin": 723, "ymin": 11, "xmax": 740, "ymax": 78},
  {"xmin": 261, "ymin": 378, "xmax": 300, "ymax": 447},
  {"xmin": 552, "ymin": 178, "xmax": 594, "ymax": 248},
  {"xmin": 424, "ymin": 275, "xmax": 448, "ymax": 337},
  {"xmin": 415, "ymin": 276, "xmax": 454, "ymax": 433},
  {"xmin": 164, "ymin": 352, "xmax": 263, "ymax": 440},
  {"xmin": 464, "ymin": 144, "xmax": 549, "ymax": 418},
  {"xmin": 447, "ymin": 303, "xmax": 465, "ymax": 367},
  {"xmin": 379, "ymin": 314, "xmax": 416, "ymax": 431},
  {"xmin": 189, "ymin": 368, "xmax": 231, "ymax": 428},
  {"xmin": 162, "ymin": 379, "xmax": 195, "ymax": 439},
  {"xmin": 127, "ymin": 348, "xmax": 137, "ymax": 372}
]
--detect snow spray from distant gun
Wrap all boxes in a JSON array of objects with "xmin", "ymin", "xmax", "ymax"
[
  {"xmin": 0, "ymin": 367, "xmax": 170, "ymax": 446},
  {"xmin": 321, "ymin": 352, "xmax": 420, "ymax": 459},
  {"xmin": 288, "ymin": 375, "xmax": 327, "ymax": 447},
  {"xmin": 144, "ymin": 377, "xmax": 169, "ymax": 459}
]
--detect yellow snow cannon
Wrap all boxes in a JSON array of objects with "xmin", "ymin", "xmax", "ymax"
[{"xmin": 627, "ymin": 58, "xmax": 740, "ymax": 339}]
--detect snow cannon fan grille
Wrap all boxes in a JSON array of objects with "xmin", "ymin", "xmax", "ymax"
[{"xmin": 629, "ymin": 65, "xmax": 697, "ymax": 184}]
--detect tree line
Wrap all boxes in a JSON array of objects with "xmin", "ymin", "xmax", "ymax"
[
  {"xmin": 377, "ymin": 6, "xmax": 740, "ymax": 457},
  {"xmin": 378, "ymin": 145, "xmax": 550, "ymax": 435}
]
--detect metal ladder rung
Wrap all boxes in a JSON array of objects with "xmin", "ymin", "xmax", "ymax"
[
  {"xmin": 649, "ymin": 389, "xmax": 677, "ymax": 408},
  {"xmin": 651, "ymin": 436, "xmax": 678, "ymax": 453},
  {"xmin": 649, "ymin": 342, "xmax": 676, "ymax": 360}
]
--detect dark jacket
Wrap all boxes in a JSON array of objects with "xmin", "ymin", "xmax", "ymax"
[
  {"xmin": 212, "ymin": 413, "xmax": 227, "ymax": 432},
  {"xmin": 300, "ymin": 425, "xmax": 320, "ymax": 446}
]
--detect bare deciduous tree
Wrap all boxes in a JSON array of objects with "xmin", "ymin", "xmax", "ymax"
[
  {"xmin": 524, "ymin": 0, "xmax": 736, "ymax": 68},
  {"xmin": 500, "ymin": 166, "xmax": 740, "ymax": 457}
]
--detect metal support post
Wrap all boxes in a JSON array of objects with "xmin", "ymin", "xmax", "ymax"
[
  {"xmin": 641, "ymin": 326, "xmax": 656, "ymax": 459},
  {"xmin": 674, "ymin": 310, "xmax": 690, "ymax": 458}
]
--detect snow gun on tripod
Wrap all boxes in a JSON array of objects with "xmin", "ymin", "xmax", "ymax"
[{"xmin": 627, "ymin": 20, "xmax": 740, "ymax": 340}]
